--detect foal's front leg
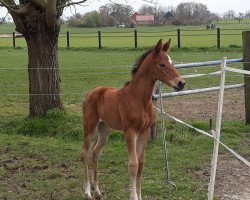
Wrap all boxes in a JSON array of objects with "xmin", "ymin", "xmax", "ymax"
[{"xmin": 125, "ymin": 129, "xmax": 139, "ymax": 200}]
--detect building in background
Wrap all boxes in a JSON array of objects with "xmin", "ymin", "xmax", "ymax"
[
  {"xmin": 129, "ymin": 12, "xmax": 155, "ymax": 27},
  {"xmin": 160, "ymin": 11, "xmax": 174, "ymax": 25}
]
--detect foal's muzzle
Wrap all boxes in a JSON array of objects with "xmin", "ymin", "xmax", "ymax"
[{"xmin": 173, "ymin": 80, "xmax": 185, "ymax": 91}]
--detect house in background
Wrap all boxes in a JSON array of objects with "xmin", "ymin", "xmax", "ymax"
[
  {"xmin": 161, "ymin": 11, "xmax": 174, "ymax": 24},
  {"xmin": 129, "ymin": 12, "xmax": 155, "ymax": 27}
]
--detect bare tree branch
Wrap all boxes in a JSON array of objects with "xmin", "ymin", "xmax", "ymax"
[
  {"xmin": 0, "ymin": 12, "xmax": 8, "ymax": 24},
  {"xmin": 0, "ymin": 0, "xmax": 30, "ymax": 14},
  {"xmin": 0, "ymin": 0, "xmax": 15, "ymax": 10},
  {"xmin": 57, "ymin": 0, "xmax": 88, "ymax": 9},
  {"xmin": 142, "ymin": 0, "xmax": 158, "ymax": 4},
  {"xmin": 1, "ymin": 0, "xmax": 15, "ymax": 6}
]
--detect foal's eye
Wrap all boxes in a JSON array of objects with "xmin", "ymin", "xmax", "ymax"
[{"xmin": 159, "ymin": 63, "xmax": 165, "ymax": 68}]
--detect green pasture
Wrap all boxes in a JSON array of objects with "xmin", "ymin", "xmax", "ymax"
[
  {"xmin": 1, "ymin": 20, "xmax": 250, "ymax": 48},
  {"xmin": 0, "ymin": 29, "xmax": 245, "ymax": 48},
  {"xmin": 0, "ymin": 46, "xmax": 249, "ymax": 199},
  {"xmin": 0, "ymin": 47, "xmax": 244, "ymax": 109}
]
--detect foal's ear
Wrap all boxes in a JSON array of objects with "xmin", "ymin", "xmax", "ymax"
[
  {"xmin": 152, "ymin": 39, "xmax": 162, "ymax": 55},
  {"xmin": 162, "ymin": 39, "xmax": 171, "ymax": 53}
]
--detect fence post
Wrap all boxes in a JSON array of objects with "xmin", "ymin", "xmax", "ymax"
[
  {"xmin": 151, "ymin": 85, "xmax": 159, "ymax": 140},
  {"xmin": 98, "ymin": 31, "xmax": 102, "ymax": 49},
  {"xmin": 66, "ymin": 31, "xmax": 70, "ymax": 48},
  {"xmin": 217, "ymin": 28, "xmax": 220, "ymax": 49},
  {"xmin": 177, "ymin": 29, "xmax": 180, "ymax": 48},
  {"xmin": 243, "ymin": 31, "xmax": 250, "ymax": 124},
  {"xmin": 134, "ymin": 29, "xmax": 138, "ymax": 48},
  {"xmin": 12, "ymin": 32, "xmax": 16, "ymax": 48},
  {"xmin": 208, "ymin": 57, "xmax": 227, "ymax": 200}
]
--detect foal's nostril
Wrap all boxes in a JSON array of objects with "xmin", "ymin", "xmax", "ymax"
[{"xmin": 178, "ymin": 81, "xmax": 185, "ymax": 88}]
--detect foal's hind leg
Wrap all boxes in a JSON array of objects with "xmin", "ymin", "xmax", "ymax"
[
  {"xmin": 80, "ymin": 112, "xmax": 99, "ymax": 199},
  {"xmin": 136, "ymin": 129, "xmax": 150, "ymax": 200},
  {"xmin": 92, "ymin": 122, "xmax": 111, "ymax": 198}
]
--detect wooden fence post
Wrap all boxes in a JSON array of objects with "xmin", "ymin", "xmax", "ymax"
[
  {"xmin": 12, "ymin": 32, "xmax": 16, "ymax": 48},
  {"xmin": 177, "ymin": 29, "xmax": 181, "ymax": 48},
  {"xmin": 98, "ymin": 31, "xmax": 102, "ymax": 49},
  {"xmin": 66, "ymin": 31, "xmax": 70, "ymax": 48},
  {"xmin": 243, "ymin": 31, "xmax": 250, "ymax": 124},
  {"xmin": 217, "ymin": 28, "xmax": 221, "ymax": 49},
  {"xmin": 134, "ymin": 29, "xmax": 138, "ymax": 48}
]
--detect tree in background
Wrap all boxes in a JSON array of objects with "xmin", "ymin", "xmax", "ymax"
[
  {"xmin": 210, "ymin": 13, "xmax": 220, "ymax": 23},
  {"xmin": 0, "ymin": 0, "xmax": 89, "ymax": 117},
  {"xmin": 68, "ymin": 13, "xmax": 85, "ymax": 27},
  {"xmin": 67, "ymin": 9, "xmax": 114, "ymax": 27},
  {"xmin": 108, "ymin": 3, "xmax": 133, "ymax": 25},
  {"xmin": 99, "ymin": 5, "xmax": 116, "ymax": 27},
  {"xmin": 138, "ymin": 4, "xmax": 167, "ymax": 22},
  {"xmin": 235, "ymin": 12, "xmax": 244, "ymax": 23},
  {"xmin": 83, "ymin": 11, "xmax": 101, "ymax": 27},
  {"xmin": 66, "ymin": 3, "xmax": 131, "ymax": 28},
  {"xmin": 223, "ymin": 10, "xmax": 236, "ymax": 19},
  {"xmin": 138, "ymin": 4, "xmax": 156, "ymax": 15},
  {"xmin": 245, "ymin": 11, "xmax": 250, "ymax": 18},
  {"xmin": 174, "ymin": 2, "xmax": 211, "ymax": 25}
]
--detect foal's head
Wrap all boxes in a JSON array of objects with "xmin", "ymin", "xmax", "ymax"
[{"xmin": 141, "ymin": 39, "xmax": 185, "ymax": 91}]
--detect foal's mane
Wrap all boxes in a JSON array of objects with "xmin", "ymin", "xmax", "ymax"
[
  {"xmin": 124, "ymin": 48, "xmax": 152, "ymax": 86},
  {"xmin": 132, "ymin": 48, "xmax": 152, "ymax": 76}
]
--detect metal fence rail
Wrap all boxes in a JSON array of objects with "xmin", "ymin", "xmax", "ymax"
[
  {"xmin": 175, "ymin": 58, "xmax": 243, "ymax": 69},
  {"xmin": 153, "ymin": 83, "xmax": 244, "ymax": 99},
  {"xmin": 153, "ymin": 58, "xmax": 244, "ymax": 99}
]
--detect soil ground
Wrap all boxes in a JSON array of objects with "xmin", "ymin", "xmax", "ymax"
[{"xmin": 164, "ymin": 89, "xmax": 250, "ymax": 200}]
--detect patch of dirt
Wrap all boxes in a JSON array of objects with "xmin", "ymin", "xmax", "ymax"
[
  {"xmin": 164, "ymin": 89, "xmax": 245, "ymax": 121},
  {"xmin": 192, "ymin": 154, "xmax": 250, "ymax": 200},
  {"xmin": 163, "ymin": 89, "xmax": 250, "ymax": 199},
  {"xmin": 215, "ymin": 154, "xmax": 250, "ymax": 200}
]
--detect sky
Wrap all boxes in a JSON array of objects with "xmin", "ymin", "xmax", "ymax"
[{"xmin": 0, "ymin": 0, "xmax": 249, "ymax": 19}]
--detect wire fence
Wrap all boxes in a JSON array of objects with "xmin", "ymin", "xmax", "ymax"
[{"xmin": 0, "ymin": 59, "xmax": 246, "ymax": 99}]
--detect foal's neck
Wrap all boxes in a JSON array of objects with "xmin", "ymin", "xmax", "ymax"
[{"xmin": 128, "ymin": 70, "xmax": 156, "ymax": 106}]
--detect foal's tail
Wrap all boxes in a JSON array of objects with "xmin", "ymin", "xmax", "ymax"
[
  {"xmin": 83, "ymin": 90, "xmax": 100, "ymax": 129},
  {"xmin": 82, "ymin": 87, "xmax": 113, "ymax": 141},
  {"xmin": 83, "ymin": 87, "xmax": 111, "ymax": 137}
]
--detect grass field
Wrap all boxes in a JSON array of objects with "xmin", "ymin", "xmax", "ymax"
[
  {"xmin": 0, "ymin": 44, "xmax": 249, "ymax": 199},
  {"xmin": 1, "ymin": 19, "xmax": 250, "ymax": 48}
]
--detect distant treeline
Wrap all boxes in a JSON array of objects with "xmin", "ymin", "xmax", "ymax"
[{"xmin": 65, "ymin": 2, "xmax": 250, "ymax": 28}]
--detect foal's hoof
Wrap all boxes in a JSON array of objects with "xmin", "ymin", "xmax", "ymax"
[
  {"xmin": 84, "ymin": 194, "xmax": 92, "ymax": 200},
  {"xmin": 94, "ymin": 191, "xmax": 103, "ymax": 200}
]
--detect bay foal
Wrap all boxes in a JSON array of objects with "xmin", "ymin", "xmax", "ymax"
[{"xmin": 81, "ymin": 39, "xmax": 185, "ymax": 200}]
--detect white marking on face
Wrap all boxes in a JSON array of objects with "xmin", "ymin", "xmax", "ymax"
[{"xmin": 167, "ymin": 55, "xmax": 173, "ymax": 65}]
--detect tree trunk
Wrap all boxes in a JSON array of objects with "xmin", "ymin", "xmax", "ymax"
[
  {"xmin": 4, "ymin": 0, "xmax": 71, "ymax": 117},
  {"xmin": 25, "ymin": 26, "xmax": 63, "ymax": 117}
]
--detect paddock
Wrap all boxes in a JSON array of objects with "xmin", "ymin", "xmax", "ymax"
[{"xmin": 1, "ymin": 34, "xmax": 249, "ymax": 199}]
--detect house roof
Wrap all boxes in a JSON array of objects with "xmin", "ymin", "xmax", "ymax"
[
  {"xmin": 135, "ymin": 15, "xmax": 154, "ymax": 21},
  {"xmin": 164, "ymin": 12, "xmax": 174, "ymax": 19}
]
